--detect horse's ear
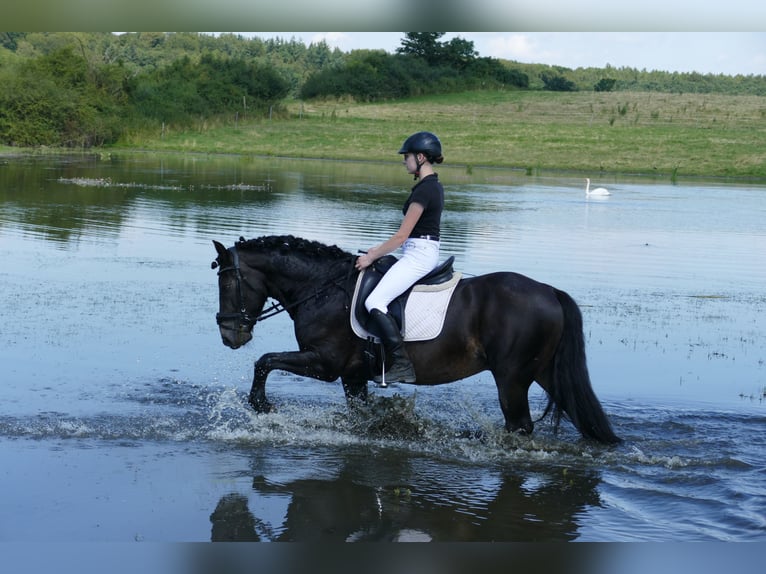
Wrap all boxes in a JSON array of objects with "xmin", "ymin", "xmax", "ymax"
[
  {"xmin": 213, "ymin": 240, "xmax": 227, "ymax": 256},
  {"xmin": 212, "ymin": 240, "xmax": 229, "ymax": 269}
]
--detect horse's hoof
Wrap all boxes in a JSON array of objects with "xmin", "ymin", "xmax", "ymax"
[
  {"xmin": 345, "ymin": 396, "xmax": 368, "ymax": 409},
  {"xmin": 507, "ymin": 421, "xmax": 534, "ymax": 436},
  {"xmin": 249, "ymin": 397, "xmax": 274, "ymax": 413}
]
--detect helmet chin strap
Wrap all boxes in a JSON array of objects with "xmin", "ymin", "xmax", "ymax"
[{"xmin": 413, "ymin": 154, "xmax": 425, "ymax": 180}]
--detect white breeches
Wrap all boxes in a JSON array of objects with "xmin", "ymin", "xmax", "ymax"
[{"xmin": 364, "ymin": 238, "xmax": 440, "ymax": 314}]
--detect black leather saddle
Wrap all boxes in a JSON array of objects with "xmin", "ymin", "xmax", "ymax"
[{"xmin": 354, "ymin": 255, "xmax": 455, "ymax": 338}]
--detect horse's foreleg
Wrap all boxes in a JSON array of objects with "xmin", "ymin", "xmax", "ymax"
[
  {"xmin": 249, "ymin": 365, "xmax": 273, "ymax": 413},
  {"xmin": 250, "ymin": 350, "xmax": 335, "ymax": 412}
]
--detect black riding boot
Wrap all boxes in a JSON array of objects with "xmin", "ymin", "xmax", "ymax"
[{"xmin": 370, "ymin": 309, "xmax": 416, "ymax": 383}]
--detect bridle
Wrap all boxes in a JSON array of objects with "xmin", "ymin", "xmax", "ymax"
[
  {"xmin": 214, "ymin": 246, "xmax": 260, "ymax": 328},
  {"xmin": 213, "ymin": 245, "xmax": 355, "ymax": 328}
]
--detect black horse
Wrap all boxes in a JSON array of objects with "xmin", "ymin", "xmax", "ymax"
[{"xmin": 212, "ymin": 235, "xmax": 621, "ymax": 445}]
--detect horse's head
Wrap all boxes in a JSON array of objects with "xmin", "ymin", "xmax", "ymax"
[{"xmin": 212, "ymin": 240, "xmax": 268, "ymax": 349}]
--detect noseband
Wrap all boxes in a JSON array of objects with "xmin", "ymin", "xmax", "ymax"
[{"xmin": 214, "ymin": 246, "xmax": 259, "ymax": 329}]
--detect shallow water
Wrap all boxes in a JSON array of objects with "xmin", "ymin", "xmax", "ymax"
[{"xmin": 1, "ymin": 152, "xmax": 764, "ymax": 543}]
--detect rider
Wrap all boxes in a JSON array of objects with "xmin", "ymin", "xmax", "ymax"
[{"xmin": 354, "ymin": 131, "xmax": 445, "ymax": 383}]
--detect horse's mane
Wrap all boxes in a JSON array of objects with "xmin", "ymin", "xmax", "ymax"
[{"xmin": 235, "ymin": 235, "xmax": 352, "ymax": 262}]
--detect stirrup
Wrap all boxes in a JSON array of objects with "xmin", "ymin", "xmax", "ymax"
[
  {"xmin": 373, "ymin": 362, "xmax": 416, "ymax": 386},
  {"xmin": 380, "ymin": 362, "xmax": 416, "ymax": 385}
]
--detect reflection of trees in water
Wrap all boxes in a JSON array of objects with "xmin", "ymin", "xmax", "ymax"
[
  {"xmin": 0, "ymin": 154, "xmax": 287, "ymax": 248},
  {"xmin": 209, "ymin": 455, "xmax": 602, "ymax": 542}
]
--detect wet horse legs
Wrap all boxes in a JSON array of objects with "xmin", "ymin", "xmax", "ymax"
[{"xmin": 495, "ymin": 377, "xmax": 535, "ymax": 435}]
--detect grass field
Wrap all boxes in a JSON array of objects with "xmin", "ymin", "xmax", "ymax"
[{"xmin": 108, "ymin": 90, "xmax": 766, "ymax": 180}]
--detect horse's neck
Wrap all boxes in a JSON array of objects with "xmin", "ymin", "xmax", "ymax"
[{"xmin": 251, "ymin": 252, "xmax": 344, "ymax": 302}]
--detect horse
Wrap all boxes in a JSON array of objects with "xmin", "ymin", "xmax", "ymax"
[{"xmin": 212, "ymin": 235, "xmax": 621, "ymax": 445}]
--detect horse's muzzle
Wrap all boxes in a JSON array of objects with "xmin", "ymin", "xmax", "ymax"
[{"xmin": 219, "ymin": 325, "xmax": 253, "ymax": 349}]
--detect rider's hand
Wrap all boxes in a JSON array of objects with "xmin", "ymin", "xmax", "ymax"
[{"xmin": 355, "ymin": 253, "xmax": 373, "ymax": 271}]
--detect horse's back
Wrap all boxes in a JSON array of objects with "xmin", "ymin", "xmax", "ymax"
[
  {"xmin": 453, "ymin": 271, "xmax": 564, "ymax": 357},
  {"xmin": 408, "ymin": 271, "xmax": 564, "ymax": 384},
  {"xmin": 454, "ymin": 271, "xmax": 564, "ymax": 322}
]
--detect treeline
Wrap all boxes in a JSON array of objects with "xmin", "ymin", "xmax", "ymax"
[
  {"xmin": 0, "ymin": 32, "xmax": 345, "ymax": 94},
  {"xmin": 300, "ymin": 33, "xmax": 529, "ymax": 100},
  {"xmin": 0, "ymin": 32, "xmax": 345, "ymax": 146},
  {"xmin": 0, "ymin": 32, "xmax": 763, "ymax": 148},
  {"xmin": 0, "ymin": 44, "xmax": 292, "ymax": 147},
  {"xmin": 516, "ymin": 62, "xmax": 765, "ymax": 96}
]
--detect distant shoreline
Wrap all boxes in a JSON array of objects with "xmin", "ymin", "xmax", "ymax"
[{"xmin": 5, "ymin": 90, "xmax": 765, "ymax": 180}]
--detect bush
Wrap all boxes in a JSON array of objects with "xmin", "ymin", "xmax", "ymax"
[
  {"xmin": 300, "ymin": 51, "xmax": 527, "ymax": 101},
  {"xmin": 301, "ymin": 53, "xmax": 418, "ymax": 101},
  {"xmin": 594, "ymin": 78, "xmax": 617, "ymax": 92},
  {"xmin": 541, "ymin": 72, "xmax": 577, "ymax": 92},
  {"xmin": 125, "ymin": 55, "xmax": 290, "ymax": 121},
  {"xmin": 0, "ymin": 46, "xmax": 122, "ymax": 147}
]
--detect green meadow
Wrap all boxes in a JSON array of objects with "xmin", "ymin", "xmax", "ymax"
[{"xmin": 78, "ymin": 89, "xmax": 766, "ymax": 180}]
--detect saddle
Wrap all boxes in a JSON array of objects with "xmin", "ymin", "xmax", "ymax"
[{"xmin": 353, "ymin": 254, "xmax": 455, "ymax": 339}]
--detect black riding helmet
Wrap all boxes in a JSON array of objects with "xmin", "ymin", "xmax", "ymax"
[{"xmin": 398, "ymin": 131, "xmax": 443, "ymax": 164}]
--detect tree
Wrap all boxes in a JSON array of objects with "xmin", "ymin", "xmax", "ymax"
[
  {"xmin": 396, "ymin": 33, "xmax": 479, "ymax": 71},
  {"xmin": 0, "ymin": 32, "xmax": 25, "ymax": 51},
  {"xmin": 396, "ymin": 33, "xmax": 445, "ymax": 65},
  {"xmin": 441, "ymin": 37, "xmax": 478, "ymax": 70}
]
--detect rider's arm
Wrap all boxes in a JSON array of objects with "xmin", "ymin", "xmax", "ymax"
[{"xmin": 355, "ymin": 202, "xmax": 424, "ymax": 270}]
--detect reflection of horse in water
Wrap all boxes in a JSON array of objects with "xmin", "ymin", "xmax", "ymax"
[
  {"xmin": 212, "ymin": 235, "xmax": 620, "ymax": 444},
  {"xmin": 210, "ymin": 493, "xmax": 262, "ymax": 542},
  {"xmin": 209, "ymin": 462, "xmax": 602, "ymax": 542}
]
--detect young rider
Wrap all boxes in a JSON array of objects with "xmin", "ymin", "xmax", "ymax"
[{"xmin": 354, "ymin": 131, "xmax": 445, "ymax": 383}]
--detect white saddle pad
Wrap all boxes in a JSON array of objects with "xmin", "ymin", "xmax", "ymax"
[{"xmin": 350, "ymin": 271, "xmax": 462, "ymax": 342}]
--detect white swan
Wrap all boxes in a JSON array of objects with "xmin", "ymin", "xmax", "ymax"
[{"xmin": 586, "ymin": 178, "xmax": 610, "ymax": 196}]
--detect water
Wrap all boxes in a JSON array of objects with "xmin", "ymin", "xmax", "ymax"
[{"xmin": 1, "ymin": 152, "xmax": 764, "ymax": 546}]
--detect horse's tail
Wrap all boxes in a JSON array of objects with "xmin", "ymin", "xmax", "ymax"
[{"xmin": 547, "ymin": 288, "xmax": 622, "ymax": 445}]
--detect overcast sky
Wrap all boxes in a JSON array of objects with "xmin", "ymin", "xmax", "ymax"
[{"xmin": 239, "ymin": 32, "xmax": 765, "ymax": 76}]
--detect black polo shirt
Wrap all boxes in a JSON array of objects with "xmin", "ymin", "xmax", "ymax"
[{"xmin": 403, "ymin": 174, "xmax": 443, "ymax": 239}]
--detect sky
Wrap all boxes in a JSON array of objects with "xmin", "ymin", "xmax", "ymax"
[
  {"xmin": 6, "ymin": 0, "xmax": 766, "ymax": 57},
  {"xmin": 5, "ymin": 1, "xmax": 765, "ymax": 75},
  {"xmin": 241, "ymin": 32, "xmax": 766, "ymax": 77}
]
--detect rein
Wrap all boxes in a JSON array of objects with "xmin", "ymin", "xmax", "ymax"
[{"xmin": 215, "ymin": 245, "xmax": 354, "ymax": 327}]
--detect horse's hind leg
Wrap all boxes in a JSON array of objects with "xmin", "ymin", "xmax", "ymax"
[{"xmin": 493, "ymin": 370, "xmax": 535, "ymax": 435}]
